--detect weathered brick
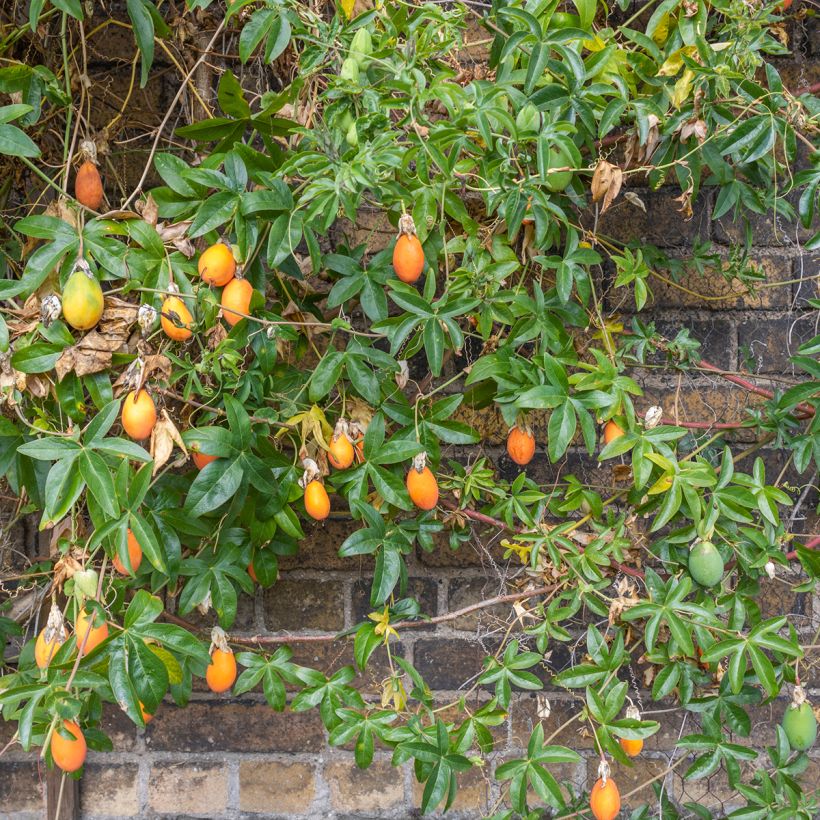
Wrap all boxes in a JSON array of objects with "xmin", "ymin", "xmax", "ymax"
[
  {"xmin": 447, "ymin": 577, "xmax": 513, "ymax": 632},
  {"xmin": 792, "ymin": 254, "xmax": 819, "ymax": 307},
  {"xmin": 325, "ymin": 758, "xmax": 404, "ymax": 811},
  {"xmin": 411, "ymin": 762, "xmax": 492, "ymax": 816},
  {"xmin": 183, "ymin": 588, "xmax": 258, "ymax": 633},
  {"xmin": 239, "ymin": 760, "xmax": 316, "ymax": 815},
  {"xmin": 148, "ymin": 762, "xmax": 228, "ymax": 815},
  {"xmin": 146, "ymin": 702, "xmax": 325, "ymax": 753},
  {"xmin": 263, "ymin": 579, "xmax": 346, "ymax": 631},
  {"xmin": 99, "ymin": 703, "xmax": 141, "ymax": 752},
  {"xmin": 756, "ymin": 578, "xmax": 811, "ymax": 626},
  {"xmin": 0, "ymin": 762, "xmax": 43, "ymax": 814},
  {"xmin": 593, "ymin": 190, "xmax": 710, "ymax": 248},
  {"xmin": 80, "ymin": 763, "xmax": 139, "ymax": 817},
  {"xmin": 643, "ymin": 255, "xmax": 793, "ymax": 310},
  {"xmin": 417, "ymin": 532, "xmax": 508, "ymax": 568},
  {"xmin": 737, "ymin": 314, "xmax": 816, "ymax": 374},
  {"xmin": 414, "ymin": 638, "xmax": 491, "ymax": 690},
  {"xmin": 279, "ymin": 518, "xmax": 373, "ymax": 571},
  {"xmin": 511, "ymin": 696, "xmax": 593, "ymax": 751},
  {"xmin": 351, "ymin": 577, "xmax": 439, "ymax": 623},
  {"xmin": 650, "ymin": 318, "xmax": 736, "ymax": 371},
  {"xmin": 338, "ymin": 208, "xmax": 395, "ymax": 252}
]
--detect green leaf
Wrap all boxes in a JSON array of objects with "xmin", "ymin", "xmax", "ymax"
[
  {"xmin": 10, "ymin": 343, "xmax": 63, "ymax": 373},
  {"xmin": 80, "ymin": 450, "xmax": 118, "ymax": 518},
  {"xmin": 185, "ymin": 456, "xmax": 244, "ymax": 516},
  {"xmin": 126, "ymin": 0, "xmax": 156, "ymax": 87},
  {"xmin": 0, "ymin": 123, "xmax": 40, "ymax": 158}
]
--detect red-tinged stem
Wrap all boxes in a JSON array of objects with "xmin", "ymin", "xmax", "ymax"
[
  {"xmin": 696, "ymin": 361, "xmax": 815, "ymax": 417},
  {"xmin": 662, "ymin": 417, "xmax": 746, "ymax": 430}
]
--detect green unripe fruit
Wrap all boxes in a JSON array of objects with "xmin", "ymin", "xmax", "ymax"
[
  {"xmin": 350, "ymin": 28, "xmax": 373, "ymax": 67},
  {"xmin": 783, "ymin": 702, "xmax": 817, "ymax": 751},
  {"xmin": 339, "ymin": 111, "xmax": 354, "ymax": 131},
  {"xmin": 542, "ymin": 143, "xmax": 575, "ymax": 192},
  {"xmin": 340, "ymin": 57, "xmax": 360, "ymax": 83},
  {"xmin": 515, "ymin": 103, "xmax": 541, "ymax": 134},
  {"xmin": 73, "ymin": 569, "xmax": 99, "ymax": 598},
  {"xmin": 345, "ymin": 122, "xmax": 359, "ymax": 148},
  {"xmin": 550, "ymin": 12, "xmax": 580, "ymax": 29},
  {"xmin": 688, "ymin": 540, "xmax": 724, "ymax": 587}
]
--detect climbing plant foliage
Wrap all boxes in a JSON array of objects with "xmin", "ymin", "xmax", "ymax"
[{"xmin": 0, "ymin": 0, "xmax": 819, "ymax": 816}]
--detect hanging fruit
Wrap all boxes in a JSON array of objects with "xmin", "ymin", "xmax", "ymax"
[
  {"xmin": 205, "ymin": 627, "xmax": 237, "ymax": 693},
  {"xmin": 62, "ymin": 263, "xmax": 104, "ymax": 331},
  {"xmin": 160, "ymin": 289, "xmax": 194, "ymax": 341},
  {"xmin": 507, "ymin": 424, "xmax": 536, "ymax": 465},
  {"xmin": 199, "ymin": 241, "xmax": 236, "ymax": 286},
  {"xmin": 121, "ymin": 390, "xmax": 157, "ymax": 440},
  {"xmin": 221, "ymin": 277, "xmax": 254, "ymax": 326},
  {"xmin": 392, "ymin": 213, "xmax": 425, "ymax": 284},
  {"xmin": 406, "ymin": 452, "xmax": 439, "ymax": 510}
]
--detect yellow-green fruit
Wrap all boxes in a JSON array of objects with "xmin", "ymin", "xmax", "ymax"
[
  {"xmin": 62, "ymin": 270, "xmax": 104, "ymax": 331},
  {"xmin": 783, "ymin": 702, "xmax": 817, "ymax": 751},
  {"xmin": 543, "ymin": 143, "xmax": 575, "ymax": 193},
  {"xmin": 688, "ymin": 540, "xmax": 724, "ymax": 587}
]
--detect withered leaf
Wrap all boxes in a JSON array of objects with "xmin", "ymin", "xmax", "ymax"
[
  {"xmin": 590, "ymin": 160, "xmax": 623, "ymax": 214},
  {"xmin": 150, "ymin": 409, "xmax": 188, "ymax": 475},
  {"xmin": 55, "ymin": 330, "xmax": 128, "ymax": 381}
]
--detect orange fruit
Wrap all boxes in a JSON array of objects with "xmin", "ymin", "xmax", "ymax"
[
  {"xmin": 406, "ymin": 466, "xmax": 439, "ymax": 510},
  {"xmin": 392, "ymin": 234, "xmax": 425, "ymax": 284},
  {"xmin": 192, "ymin": 449, "xmax": 218, "ymax": 470},
  {"xmin": 75, "ymin": 608, "xmax": 109, "ymax": 656},
  {"xmin": 507, "ymin": 426, "xmax": 536, "ymax": 466},
  {"xmin": 160, "ymin": 295, "xmax": 193, "ymax": 341},
  {"xmin": 199, "ymin": 242, "xmax": 236, "ymax": 286},
  {"xmin": 139, "ymin": 701, "xmax": 154, "ymax": 724},
  {"xmin": 603, "ymin": 420, "xmax": 624, "ymax": 445},
  {"xmin": 328, "ymin": 434, "xmax": 354, "ymax": 469},
  {"xmin": 590, "ymin": 777, "xmax": 621, "ymax": 820},
  {"xmin": 51, "ymin": 720, "xmax": 87, "ymax": 773},
  {"xmin": 619, "ymin": 737, "xmax": 643, "ymax": 757},
  {"xmin": 221, "ymin": 278, "xmax": 253, "ymax": 326},
  {"xmin": 121, "ymin": 390, "xmax": 157, "ymax": 440},
  {"xmin": 304, "ymin": 480, "xmax": 330, "ymax": 521},
  {"xmin": 74, "ymin": 161, "xmax": 103, "ymax": 210},
  {"xmin": 112, "ymin": 529, "xmax": 143, "ymax": 575},
  {"xmin": 206, "ymin": 648, "xmax": 237, "ymax": 693},
  {"xmin": 35, "ymin": 627, "xmax": 64, "ymax": 669}
]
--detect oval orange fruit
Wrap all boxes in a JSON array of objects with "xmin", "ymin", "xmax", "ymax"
[
  {"xmin": 75, "ymin": 608, "xmax": 109, "ymax": 656},
  {"xmin": 206, "ymin": 648, "xmax": 237, "ymax": 693},
  {"xmin": 590, "ymin": 776, "xmax": 621, "ymax": 820},
  {"xmin": 199, "ymin": 242, "xmax": 236, "ymax": 287},
  {"xmin": 112, "ymin": 529, "xmax": 143, "ymax": 576},
  {"xmin": 121, "ymin": 390, "xmax": 157, "ymax": 440},
  {"xmin": 603, "ymin": 420, "xmax": 625, "ymax": 445},
  {"xmin": 51, "ymin": 720, "xmax": 87, "ymax": 773},
  {"xmin": 406, "ymin": 465, "xmax": 439, "ymax": 510},
  {"xmin": 304, "ymin": 480, "xmax": 330, "ymax": 520},
  {"xmin": 328, "ymin": 434, "xmax": 355, "ymax": 470},
  {"xmin": 74, "ymin": 161, "xmax": 104, "ymax": 210},
  {"xmin": 507, "ymin": 426, "xmax": 536, "ymax": 466},
  {"xmin": 221, "ymin": 278, "xmax": 253, "ymax": 326},
  {"xmin": 192, "ymin": 449, "xmax": 218, "ymax": 470},
  {"xmin": 392, "ymin": 234, "xmax": 425, "ymax": 284},
  {"xmin": 35, "ymin": 627, "xmax": 65, "ymax": 669},
  {"xmin": 619, "ymin": 737, "xmax": 643, "ymax": 757},
  {"xmin": 160, "ymin": 295, "xmax": 193, "ymax": 341}
]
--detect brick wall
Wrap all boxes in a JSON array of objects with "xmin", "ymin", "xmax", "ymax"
[{"xmin": 1, "ymin": 3, "xmax": 818, "ymax": 819}]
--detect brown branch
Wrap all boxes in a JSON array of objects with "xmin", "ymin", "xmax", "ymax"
[
  {"xmin": 167, "ymin": 584, "xmax": 558, "ymax": 646},
  {"xmin": 156, "ymin": 388, "xmax": 296, "ymax": 430}
]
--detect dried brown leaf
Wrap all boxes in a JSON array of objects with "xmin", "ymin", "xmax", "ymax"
[
  {"xmin": 591, "ymin": 160, "xmax": 623, "ymax": 213},
  {"xmin": 150, "ymin": 409, "xmax": 188, "ymax": 475}
]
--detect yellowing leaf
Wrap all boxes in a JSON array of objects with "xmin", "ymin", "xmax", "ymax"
[
  {"xmin": 651, "ymin": 12, "xmax": 671, "ymax": 46},
  {"xmin": 672, "ymin": 69, "xmax": 695, "ymax": 109},
  {"xmin": 657, "ymin": 46, "xmax": 697, "ymax": 77},
  {"xmin": 647, "ymin": 474, "xmax": 674, "ymax": 495},
  {"xmin": 339, "ymin": 0, "xmax": 355, "ymax": 20}
]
